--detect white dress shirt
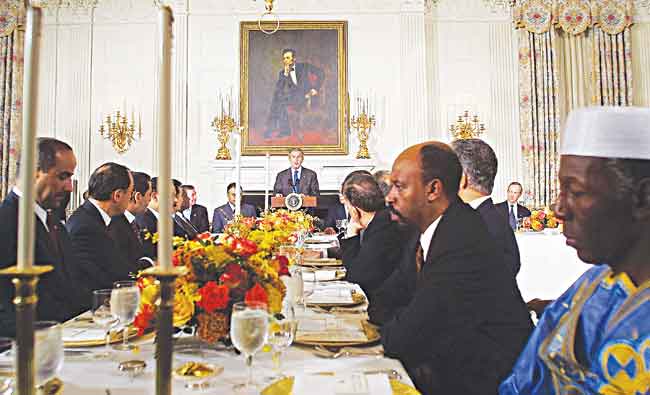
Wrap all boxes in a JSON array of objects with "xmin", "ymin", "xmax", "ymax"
[
  {"xmin": 509, "ymin": 202, "xmax": 518, "ymax": 218},
  {"xmin": 88, "ymin": 198, "xmax": 112, "ymax": 226},
  {"xmin": 123, "ymin": 209, "xmax": 136, "ymax": 224},
  {"xmin": 149, "ymin": 207, "xmax": 160, "ymax": 220},
  {"xmin": 289, "ymin": 67, "xmax": 297, "ymax": 85},
  {"xmin": 419, "ymin": 215, "xmax": 443, "ymax": 261},
  {"xmin": 469, "ymin": 196, "xmax": 491, "ymax": 210},
  {"xmin": 12, "ymin": 186, "xmax": 49, "ymax": 231}
]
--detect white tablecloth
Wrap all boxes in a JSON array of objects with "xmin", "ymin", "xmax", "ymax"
[{"xmin": 515, "ymin": 232, "xmax": 592, "ymax": 301}]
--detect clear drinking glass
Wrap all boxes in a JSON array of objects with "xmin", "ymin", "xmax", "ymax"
[
  {"xmin": 33, "ymin": 321, "xmax": 63, "ymax": 388},
  {"xmin": 110, "ymin": 281, "xmax": 141, "ymax": 351},
  {"xmin": 268, "ymin": 303, "xmax": 296, "ymax": 378},
  {"xmin": 92, "ymin": 289, "xmax": 118, "ymax": 358},
  {"xmin": 230, "ymin": 301, "xmax": 269, "ymax": 393},
  {"xmin": 335, "ymin": 219, "xmax": 348, "ymax": 235},
  {"xmin": 0, "ymin": 337, "xmax": 14, "ymax": 392}
]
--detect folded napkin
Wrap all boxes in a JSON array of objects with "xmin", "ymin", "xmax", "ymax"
[
  {"xmin": 63, "ymin": 327, "xmax": 107, "ymax": 343},
  {"xmin": 307, "ymin": 288, "xmax": 354, "ymax": 305},
  {"xmin": 303, "ymin": 269, "xmax": 344, "ymax": 282},
  {"xmin": 293, "ymin": 373, "xmax": 391, "ymax": 395},
  {"xmin": 296, "ymin": 317, "xmax": 367, "ymax": 343}
]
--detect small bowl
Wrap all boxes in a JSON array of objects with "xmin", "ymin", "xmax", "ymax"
[{"xmin": 118, "ymin": 360, "xmax": 146, "ymax": 378}]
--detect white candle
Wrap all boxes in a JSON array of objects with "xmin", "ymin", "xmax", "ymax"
[
  {"xmin": 17, "ymin": 5, "xmax": 42, "ymax": 271},
  {"xmin": 264, "ymin": 152, "xmax": 270, "ymax": 212},
  {"xmin": 157, "ymin": 5, "xmax": 173, "ymax": 271},
  {"xmin": 234, "ymin": 132, "xmax": 241, "ymax": 216}
]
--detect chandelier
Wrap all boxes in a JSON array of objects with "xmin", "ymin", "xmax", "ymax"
[
  {"xmin": 99, "ymin": 110, "xmax": 142, "ymax": 154},
  {"xmin": 449, "ymin": 111, "xmax": 486, "ymax": 140}
]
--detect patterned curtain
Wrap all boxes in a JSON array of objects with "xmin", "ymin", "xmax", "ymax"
[
  {"xmin": 0, "ymin": 1, "xmax": 23, "ymax": 200},
  {"xmin": 513, "ymin": 0, "xmax": 634, "ymax": 207}
]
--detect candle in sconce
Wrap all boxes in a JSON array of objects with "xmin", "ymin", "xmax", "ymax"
[{"xmin": 234, "ymin": 132, "xmax": 242, "ymax": 216}]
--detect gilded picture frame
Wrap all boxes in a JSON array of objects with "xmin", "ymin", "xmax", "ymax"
[{"xmin": 240, "ymin": 20, "xmax": 348, "ymax": 155}]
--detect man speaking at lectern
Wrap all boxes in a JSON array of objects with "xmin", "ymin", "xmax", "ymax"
[{"xmin": 273, "ymin": 148, "xmax": 320, "ymax": 197}]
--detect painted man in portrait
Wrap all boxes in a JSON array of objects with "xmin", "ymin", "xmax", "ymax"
[{"xmin": 264, "ymin": 48, "xmax": 324, "ymax": 139}]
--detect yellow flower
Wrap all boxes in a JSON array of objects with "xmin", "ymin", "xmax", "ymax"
[
  {"xmin": 265, "ymin": 282, "xmax": 284, "ymax": 313},
  {"xmin": 141, "ymin": 282, "xmax": 160, "ymax": 306},
  {"xmin": 173, "ymin": 289, "xmax": 195, "ymax": 327}
]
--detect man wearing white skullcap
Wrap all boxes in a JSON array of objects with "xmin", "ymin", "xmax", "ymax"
[{"xmin": 500, "ymin": 106, "xmax": 650, "ymax": 395}]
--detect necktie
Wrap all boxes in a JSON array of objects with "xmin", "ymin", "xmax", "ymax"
[
  {"xmin": 415, "ymin": 242, "xmax": 424, "ymax": 273},
  {"xmin": 509, "ymin": 205, "xmax": 517, "ymax": 230},
  {"xmin": 293, "ymin": 171, "xmax": 300, "ymax": 194},
  {"xmin": 130, "ymin": 220, "xmax": 142, "ymax": 244},
  {"xmin": 46, "ymin": 212, "xmax": 62, "ymax": 262}
]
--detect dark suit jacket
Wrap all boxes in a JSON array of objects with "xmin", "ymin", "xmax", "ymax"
[
  {"xmin": 495, "ymin": 201, "xmax": 531, "ymax": 220},
  {"xmin": 324, "ymin": 202, "xmax": 347, "ymax": 229},
  {"xmin": 476, "ymin": 198, "xmax": 522, "ymax": 275},
  {"xmin": 273, "ymin": 167, "xmax": 320, "ymax": 197},
  {"xmin": 188, "ymin": 204, "xmax": 209, "ymax": 233},
  {"xmin": 339, "ymin": 209, "xmax": 412, "ymax": 294},
  {"xmin": 211, "ymin": 203, "xmax": 257, "ymax": 233},
  {"xmin": 108, "ymin": 214, "xmax": 151, "ymax": 273},
  {"xmin": 66, "ymin": 200, "xmax": 133, "ymax": 292},
  {"xmin": 135, "ymin": 208, "xmax": 157, "ymax": 259},
  {"xmin": 173, "ymin": 213, "xmax": 198, "ymax": 240},
  {"xmin": 0, "ymin": 192, "xmax": 88, "ymax": 337},
  {"xmin": 369, "ymin": 201, "xmax": 533, "ymax": 395}
]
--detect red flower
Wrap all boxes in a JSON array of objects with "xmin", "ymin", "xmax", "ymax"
[
  {"xmin": 134, "ymin": 304, "xmax": 155, "ymax": 336},
  {"xmin": 274, "ymin": 255, "xmax": 290, "ymax": 276},
  {"xmin": 197, "ymin": 281, "xmax": 230, "ymax": 312},
  {"xmin": 220, "ymin": 263, "xmax": 247, "ymax": 289},
  {"xmin": 197, "ymin": 232, "xmax": 212, "ymax": 241},
  {"xmin": 244, "ymin": 283, "xmax": 268, "ymax": 306}
]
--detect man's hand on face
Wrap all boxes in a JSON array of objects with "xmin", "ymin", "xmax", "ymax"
[{"xmin": 345, "ymin": 203, "xmax": 365, "ymax": 237}]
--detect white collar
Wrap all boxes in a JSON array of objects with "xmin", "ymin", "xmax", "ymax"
[
  {"xmin": 419, "ymin": 215, "xmax": 443, "ymax": 262},
  {"xmin": 13, "ymin": 186, "xmax": 50, "ymax": 231},
  {"xmin": 469, "ymin": 196, "xmax": 491, "ymax": 209},
  {"xmin": 182, "ymin": 207, "xmax": 192, "ymax": 219},
  {"xmin": 88, "ymin": 198, "xmax": 112, "ymax": 227},
  {"xmin": 228, "ymin": 202, "xmax": 236, "ymax": 212},
  {"xmin": 149, "ymin": 207, "xmax": 160, "ymax": 220},
  {"xmin": 124, "ymin": 210, "xmax": 136, "ymax": 223},
  {"xmin": 291, "ymin": 167, "xmax": 302, "ymax": 177}
]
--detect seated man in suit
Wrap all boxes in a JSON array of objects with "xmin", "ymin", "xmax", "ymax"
[
  {"xmin": 212, "ymin": 182, "xmax": 257, "ymax": 233},
  {"xmin": 136, "ymin": 177, "xmax": 178, "ymax": 258},
  {"xmin": 369, "ymin": 142, "xmax": 532, "ymax": 395},
  {"xmin": 495, "ymin": 182, "xmax": 532, "ymax": 230},
  {"xmin": 273, "ymin": 148, "xmax": 319, "ymax": 197},
  {"xmin": 173, "ymin": 179, "xmax": 199, "ymax": 240},
  {"xmin": 323, "ymin": 170, "xmax": 371, "ymax": 232},
  {"xmin": 339, "ymin": 173, "xmax": 410, "ymax": 293},
  {"xmin": 452, "ymin": 139, "xmax": 522, "ymax": 276},
  {"xmin": 0, "ymin": 138, "xmax": 88, "ymax": 337},
  {"xmin": 108, "ymin": 171, "xmax": 154, "ymax": 271},
  {"xmin": 66, "ymin": 162, "xmax": 134, "ymax": 292},
  {"xmin": 181, "ymin": 185, "xmax": 209, "ymax": 233}
]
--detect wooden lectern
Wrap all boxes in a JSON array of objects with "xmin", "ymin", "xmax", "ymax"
[{"xmin": 271, "ymin": 195, "xmax": 317, "ymax": 209}]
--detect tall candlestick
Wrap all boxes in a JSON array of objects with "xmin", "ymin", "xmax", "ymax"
[
  {"xmin": 157, "ymin": 6, "xmax": 173, "ymax": 272},
  {"xmin": 17, "ymin": 5, "xmax": 43, "ymax": 273},
  {"xmin": 234, "ymin": 132, "xmax": 241, "ymax": 216},
  {"xmin": 264, "ymin": 152, "xmax": 270, "ymax": 212}
]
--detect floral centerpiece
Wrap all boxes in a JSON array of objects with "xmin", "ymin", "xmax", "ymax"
[
  {"xmin": 522, "ymin": 207, "xmax": 560, "ymax": 232},
  {"xmin": 133, "ymin": 209, "xmax": 313, "ymax": 343},
  {"xmin": 134, "ymin": 233, "xmax": 289, "ymax": 343}
]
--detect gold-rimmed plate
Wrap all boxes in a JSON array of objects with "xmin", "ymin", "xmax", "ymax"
[
  {"xmin": 306, "ymin": 291, "xmax": 365, "ymax": 308},
  {"xmin": 294, "ymin": 320, "xmax": 380, "ymax": 347},
  {"xmin": 261, "ymin": 376, "xmax": 420, "ymax": 395},
  {"xmin": 63, "ymin": 327, "xmax": 153, "ymax": 348},
  {"xmin": 302, "ymin": 269, "xmax": 346, "ymax": 282},
  {"xmin": 299, "ymin": 258, "xmax": 343, "ymax": 267}
]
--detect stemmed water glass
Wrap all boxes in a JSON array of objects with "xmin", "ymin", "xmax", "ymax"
[
  {"xmin": 92, "ymin": 289, "xmax": 118, "ymax": 358},
  {"xmin": 335, "ymin": 219, "xmax": 348, "ymax": 235},
  {"xmin": 267, "ymin": 302, "xmax": 296, "ymax": 379},
  {"xmin": 230, "ymin": 301, "xmax": 269, "ymax": 393},
  {"xmin": 110, "ymin": 281, "xmax": 141, "ymax": 351}
]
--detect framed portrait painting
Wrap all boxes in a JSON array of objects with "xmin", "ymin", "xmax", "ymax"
[{"xmin": 240, "ymin": 21, "xmax": 348, "ymax": 155}]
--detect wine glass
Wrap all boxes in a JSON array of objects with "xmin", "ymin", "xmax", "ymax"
[
  {"xmin": 335, "ymin": 219, "xmax": 348, "ymax": 235},
  {"xmin": 92, "ymin": 289, "xmax": 118, "ymax": 358},
  {"xmin": 33, "ymin": 322, "xmax": 63, "ymax": 389},
  {"xmin": 267, "ymin": 303, "xmax": 296, "ymax": 379},
  {"xmin": 230, "ymin": 301, "xmax": 269, "ymax": 393},
  {"xmin": 0, "ymin": 337, "xmax": 14, "ymax": 392},
  {"xmin": 110, "ymin": 281, "xmax": 141, "ymax": 351}
]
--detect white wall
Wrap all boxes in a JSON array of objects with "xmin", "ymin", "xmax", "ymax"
[{"xmin": 37, "ymin": 0, "xmax": 524, "ymax": 214}]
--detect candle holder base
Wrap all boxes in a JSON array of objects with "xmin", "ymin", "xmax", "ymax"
[
  {"xmin": 141, "ymin": 265, "xmax": 188, "ymax": 395},
  {"xmin": 0, "ymin": 265, "xmax": 53, "ymax": 395}
]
